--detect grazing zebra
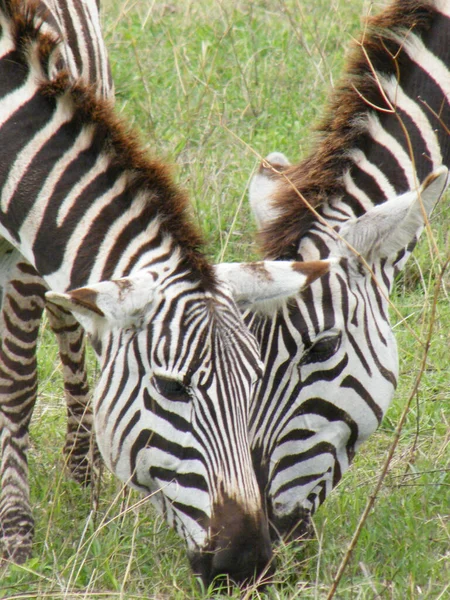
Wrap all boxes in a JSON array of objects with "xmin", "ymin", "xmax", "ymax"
[
  {"xmin": 0, "ymin": 0, "xmax": 112, "ymax": 566},
  {"xmin": 246, "ymin": 0, "xmax": 450, "ymax": 542},
  {"xmin": 0, "ymin": 0, "xmax": 331, "ymax": 585}
]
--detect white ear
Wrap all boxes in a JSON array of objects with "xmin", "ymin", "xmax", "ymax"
[
  {"xmin": 249, "ymin": 152, "xmax": 291, "ymax": 230},
  {"xmin": 215, "ymin": 259, "xmax": 330, "ymax": 309},
  {"xmin": 45, "ymin": 271, "xmax": 158, "ymax": 337},
  {"xmin": 340, "ymin": 166, "xmax": 449, "ymax": 260}
]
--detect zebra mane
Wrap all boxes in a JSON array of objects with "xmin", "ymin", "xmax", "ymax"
[
  {"xmin": 260, "ymin": 0, "xmax": 439, "ymax": 260},
  {"xmin": 1, "ymin": 0, "xmax": 217, "ymax": 290}
]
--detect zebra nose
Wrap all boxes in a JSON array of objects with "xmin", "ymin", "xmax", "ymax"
[{"xmin": 190, "ymin": 497, "xmax": 273, "ymax": 588}]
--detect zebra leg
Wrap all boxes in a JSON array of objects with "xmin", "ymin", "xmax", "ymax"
[
  {"xmin": 45, "ymin": 302, "xmax": 99, "ymax": 486},
  {"xmin": 0, "ymin": 254, "xmax": 46, "ymax": 563}
]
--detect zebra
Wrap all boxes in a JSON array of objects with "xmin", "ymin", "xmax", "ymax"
[
  {"xmin": 245, "ymin": 0, "xmax": 450, "ymax": 543},
  {"xmin": 0, "ymin": 0, "xmax": 113, "ymax": 566},
  {"xmin": 0, "ymin": 0, "xmax": 332, "ymax": 585}
]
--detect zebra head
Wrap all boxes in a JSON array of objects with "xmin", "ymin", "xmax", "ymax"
[
  {"xmin": 246, "ymin": 158, "xmax": 448, "ymax": 542},
  {"xmin": 46, "ymin": 259, "xmax": 330, "ymax": 585}
]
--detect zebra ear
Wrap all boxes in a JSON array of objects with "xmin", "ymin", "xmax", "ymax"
[
  {"xmin": 45, "ymin": 272, "xmax": 158, "ymax": 336},
  {"xmin": 215, "ymin": 260, "xmax": 330, "ymax": 309},
  {"xmin": 249, "ymin": 152, "xmax": 291, "ymax": 230},
  {"xmin": 340, "ymin": 166, "xmax": 449, "ymax": 261}
]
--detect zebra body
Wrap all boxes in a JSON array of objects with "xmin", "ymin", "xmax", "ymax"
[
  {"xmin": 0, "ymin": 0, "xmax": 331, "ymax": 583},
  {"xmin": 0, "ymin": 0, "xmax": 111, "ymax": 566},
  {"xmin": 247, "ymin": 0, "xmax": 450, "ymax": 541}
]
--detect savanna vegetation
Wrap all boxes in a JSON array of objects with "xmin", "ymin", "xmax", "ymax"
[{"xmin": 2, "ymin": 1, "xmax": 449, "ymax": 598}]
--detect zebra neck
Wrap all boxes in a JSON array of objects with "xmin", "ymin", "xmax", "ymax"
[
  {"xmin": 0, "ymin": 14, "xmax": 213, "ymax": 294},
  {"xmin": 0, "ymin": 117, "xmax": 202, "ymax": 292},
  {"xmin": 260, "ymin": 0, "xmax": 450, "ymax": 260}
]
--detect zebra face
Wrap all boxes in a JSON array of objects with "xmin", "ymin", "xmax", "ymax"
[
  {"xmin": 247, "ymin": 257, "xmax": 399, "ymax": 540},
  {"xmin": 246, "ymin": 165, "xmax": 448, "ymax": 542},
  {"xmin": 46, "ymin": 260, "xmax": 330, "ymax": 585}
]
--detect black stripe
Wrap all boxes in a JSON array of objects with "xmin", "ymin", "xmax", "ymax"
[
  {"xmin": 301, "ymin": 354, "xmax": 348, "ymax": 388},
  {"xmin": 348, "ymin": 163, "xmax": 387, "ymax": 205},
  {"xmin": 33, "ymin": 134, "xmax": 117, "ymax": 278},
  {"xmin": 0, "ymin": 51, "xmax": 29, "ymax": 99},
  {"xmin": 149, "ymin": 468, "xmax": 208, "ymax": 493},
  {"xmin": 7, "ymin": 117, "xmax": 84, "ymax": 232},
  {"xmin": 355, "ymin": 133, "xmax": 410, "ymax": 194},
  {"xmin": 272, "ymin": 441, "xmax": 339, "ymax": 479},
  {"xmin": 340, "ymin": 375, "xmax": 383, "ymax": 423},
  {"xmin": 274, "ymin": 471, "xmax": 325, "ymax": 497},
  {"xmin": 0, "ymin": 94, "xmax": 57, "ymax": 237}
]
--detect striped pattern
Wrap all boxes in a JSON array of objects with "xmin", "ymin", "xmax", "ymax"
[
  {"xmin": 0, "ymin": 0, "xmax": 317, "ymax": 584},
  {"xmin": 247, "ymin": 0, "xmax": 450, "ymax": 542},
  {"xmin": 42, "ymin": 0, "xmax": 113, "ymax": 96},
  {"xmin": 0, "ymin": 0, "xmax": 111, "ymax": 565}
]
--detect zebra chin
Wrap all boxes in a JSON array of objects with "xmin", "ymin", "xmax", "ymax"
[{"xmin": 188, "ymin": 494, "xmax": 274, "ymax": 589}]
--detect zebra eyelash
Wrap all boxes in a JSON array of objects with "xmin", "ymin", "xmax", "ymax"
[{"xmin": 299, "ymin": 330, "xmax": 342, "ymax": 366}]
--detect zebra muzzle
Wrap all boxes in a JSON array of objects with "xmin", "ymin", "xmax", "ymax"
[{"xmin": 190, "ymin": 494, "xmax": 273, "ymax": 588}]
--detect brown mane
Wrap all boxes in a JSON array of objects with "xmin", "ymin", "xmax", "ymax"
[
  {"xmin": 4, "ymin": 0, "xmax": 217, "ymax": 290},
  {"xmin": 260, "ymin": 0, "xmax": 438, "ymax": 259}
]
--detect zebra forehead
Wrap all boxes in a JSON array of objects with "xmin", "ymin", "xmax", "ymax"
[{"xmin": 148, "ymin": 295, "xmax": 261, "ymax": 361}]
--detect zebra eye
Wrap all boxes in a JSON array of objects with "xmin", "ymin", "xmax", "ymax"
[
  {"xmin": 153, "ymin": 375, "xmax": 190, "ymax": 401},
  {"xmin": 300, "ymin": 331, "xmax": 342, "ymax": 366}
]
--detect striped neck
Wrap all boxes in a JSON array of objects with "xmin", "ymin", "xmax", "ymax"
[
  {"xmin": 0, "ymin": 19, "xmax": 214, "ymax": 293},
  {"xmin": 259, "ymin": 0, "xmax": 450, "ymax": 260}
]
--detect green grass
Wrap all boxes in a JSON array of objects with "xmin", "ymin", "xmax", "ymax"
[{"xmin": 2, "ymin": 0, "xmax": 449, "ymax": 598}]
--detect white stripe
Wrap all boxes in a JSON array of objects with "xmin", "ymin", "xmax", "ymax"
[
  {"xmin": 381, "ymin": 75, "xmax": 443, "ymax": 170},
  {"xmin": 0, "ymin": 14, "xmax": 16, "ymax": 58},
  {"xmin": 365, "ymin": 113, "xmax": 416, "ymax": 188},
  {"xmin": 108, "ymin": 218, "xmax": 162, "ymax": 278},
  {"xmin": 18, "ymin": 124, "xmax": 95, "ymax": 258},
  {"xmin": 2, "ymin": 99, "xmax": 73, "ymax": 212},
  {"xmin": 43, "ymin": 171, "xmax": 129, "ymax": 291},
  {"xmin": 56, "ymin": 152, "xmax": 111, "ymax": 226},
  {"xmin": 66, "ymin": 0, "xmax": 90, "ymax": 82},
  {"xmin": 434, "ymin": 0, "xmax": 450, "ymax": 19},
  {"xmin": 86, "ymin": 189, "xmax": 158, "ymax": 283},
  {"xmin": 0, "ymin": 76, "xmax": 37, "ymax": 130},
  {"xmin": 347, "ymin": 147, "xmax": 397, "ymax": 200},
  {"xmin": 82, "ymin": 0, "xmax": 113, "ymax": 97},
  {"xmin": 402, "ymin": 31, "xmax": 450, "ymax": 104}
]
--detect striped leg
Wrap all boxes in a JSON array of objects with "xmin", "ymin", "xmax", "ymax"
[
  {"xmin": 0, "ymin": 245, "xmax": 95, "ymax": 562},
  {"xmin": 0, "ymin": 253, "xmax": 46, "ymax": 563},
  {"xmin": 45, "ymin": 302, "xmax": 98, "ymax": 486}
]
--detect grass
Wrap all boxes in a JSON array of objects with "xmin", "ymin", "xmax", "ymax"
[{"xmin": 1, "ymin": 0, "xmax": 449, "ymax": 598}]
